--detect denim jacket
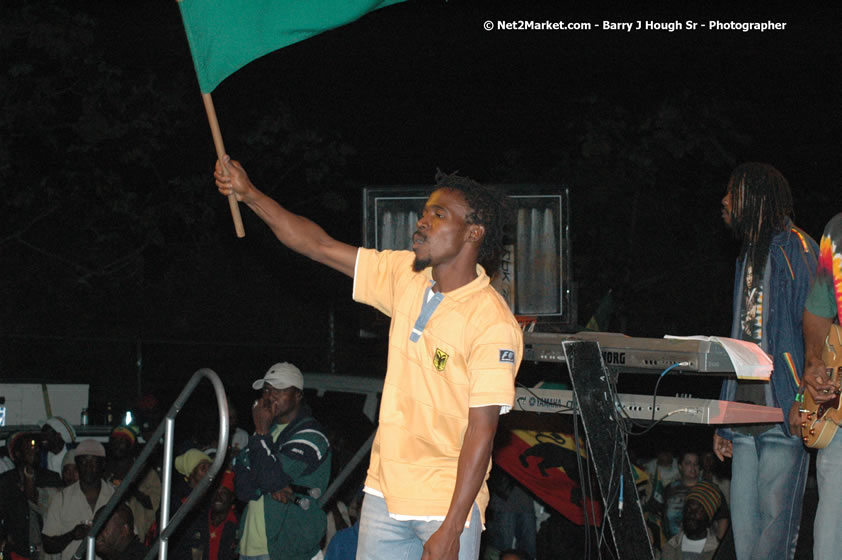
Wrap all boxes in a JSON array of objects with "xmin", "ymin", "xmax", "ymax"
[{"xmin": 718, "ymin": 220, "xmax": 818, "ymax": 439}]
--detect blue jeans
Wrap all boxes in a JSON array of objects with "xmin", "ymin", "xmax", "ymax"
[
  {"xmin": 356, "ymin": 494, "xmax": 482, "ymax": 560},
  {"xmin": 815, "ymin": 430, "xmax": 842, "ymax": 560},
  {"xmin": 730, "ymin": 425, "xmax": 809, "ymax": 560}
]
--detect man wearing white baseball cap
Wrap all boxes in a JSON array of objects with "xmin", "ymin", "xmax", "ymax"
[
  {"xmin": 234, "ymin": 362, "xmax": 331, "ymax": 560},
  {"xmin": 252, "ymin": 361, "xmax": 304, "ymax": 392}
]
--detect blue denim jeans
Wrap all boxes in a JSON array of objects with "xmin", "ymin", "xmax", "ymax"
[
  {"xmin": 356, "ymin": 494, "xmax": 482, "ymax": 560},
  {"xmin": 814, "ymin": 430, "xmax": 842, "ymax": 560},
  {"xmin": 730, "ymin": 424, "xmax": 809, "ymax": 560}
]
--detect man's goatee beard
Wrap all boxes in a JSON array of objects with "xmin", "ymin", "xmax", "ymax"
[{"xmin": 412, "ymin": 256, "xmax": 431, "ymax": 272}]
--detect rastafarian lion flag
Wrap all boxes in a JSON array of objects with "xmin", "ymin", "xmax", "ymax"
[{"xmin": 494, "ymin": 429, "xmax": 649, "ymax": 526}]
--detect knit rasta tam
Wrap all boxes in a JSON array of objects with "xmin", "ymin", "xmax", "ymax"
[{"xmin": 685, "ymin": 481, "xmax": 723, "ymax": 522}]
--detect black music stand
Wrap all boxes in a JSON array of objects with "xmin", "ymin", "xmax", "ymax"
[{"xmin": 563, "ymin": 339, "xmax": 655, "ymax": 560}]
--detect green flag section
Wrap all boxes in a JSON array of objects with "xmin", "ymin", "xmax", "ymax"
[{"xmin": 178, "ymin": 0, "xmax": 406, "ymax": 93}]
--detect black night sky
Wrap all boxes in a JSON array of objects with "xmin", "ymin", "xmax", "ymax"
[{"xmin": 2, "ymin": 0, "xmax": 840, "ymax": 419}]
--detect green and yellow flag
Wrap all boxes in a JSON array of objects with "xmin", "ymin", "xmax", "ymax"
[{"xmin": 178, "ymin": 0, "xmax": 406, "ymax": 93}]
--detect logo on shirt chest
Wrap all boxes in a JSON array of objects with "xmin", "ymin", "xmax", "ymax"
[{"xmin": 433, "ymin": 348, "xmax": 449, "ymax": 371}]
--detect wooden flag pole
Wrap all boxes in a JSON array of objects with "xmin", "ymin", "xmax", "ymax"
[{"xmin": 202, "ymin": 92, "xmax": 245, "ymax": 238}]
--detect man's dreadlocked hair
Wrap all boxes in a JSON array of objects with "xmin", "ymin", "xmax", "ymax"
[
  {"xmin": 727, "ymin": 162, "xmax": 794, "ymax": 286},
  {"xmin": 433, "ymin": 170, "xmax": 512, "ymax": 274}
]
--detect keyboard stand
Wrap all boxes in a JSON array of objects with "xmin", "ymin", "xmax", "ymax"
[{"xmin": 564, "ymin": 339, "xmax": 655, "ymax": 560}]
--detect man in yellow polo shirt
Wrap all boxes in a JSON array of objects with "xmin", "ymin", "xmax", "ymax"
[{"xmin": 215, "ymin": 157, "xmax": 522, "ymax": 560}]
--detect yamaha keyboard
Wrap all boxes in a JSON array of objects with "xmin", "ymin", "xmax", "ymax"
[
  {"xmin": 514, "ymin": 386, "xmax": 783, "ymax": 425},
  {"xmin": 524, "ymin": 331, "xmax": 735, "ymax": 373}
]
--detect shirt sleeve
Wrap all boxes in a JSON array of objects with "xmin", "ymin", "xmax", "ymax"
[
  {"xmin": 240, "ymin": 424, "xmax": 331, "ymax": 496},
  {"xmin": 467, "ymin": 321, "xmax": 523, "ymax": 410},
  {"xmin": 805, "ymin": 214, "xmax": 842, "ymax": 319},
  {"xmin": 232, "ymin": 444, "xmax": 260, "ymax": 502},
  {"xmin": 245, "ymin": 433, "xmax": 294, "ymax": 494},
  {"xmin": 353, "ymin": 248, "xmax": 415, "ymax": 318},
  {"xmin": 276, "ymin": 427, "xmax": 331, "ymax": 482}
]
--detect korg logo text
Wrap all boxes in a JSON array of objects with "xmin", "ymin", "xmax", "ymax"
[{"xmin": 601, "ymin": 351, "xmax": 626, "ymax": 364}]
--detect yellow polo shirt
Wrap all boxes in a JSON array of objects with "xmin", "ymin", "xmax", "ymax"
[{"xmin": 353, "ymin": 248, "xmax": 522, "ymax": 524}]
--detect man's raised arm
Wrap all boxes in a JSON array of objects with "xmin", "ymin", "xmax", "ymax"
[{"xmin": 214, "ymin": 156, "xmax": 358, "ymax": 277}]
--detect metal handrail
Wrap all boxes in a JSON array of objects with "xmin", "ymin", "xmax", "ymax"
[{"xmin": 73, "ymin": 368, "xmax": 229, "ymax": 560}]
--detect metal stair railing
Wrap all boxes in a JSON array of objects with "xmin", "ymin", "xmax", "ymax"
[{"xmin": 72, "ymin": 367, "xmax": 229, "ymax": 560}]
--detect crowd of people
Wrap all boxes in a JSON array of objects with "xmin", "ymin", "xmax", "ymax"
[
  {"xmin": 639, "ymin": 448, "xmax": 730, "ymax": 558},
  {"xmin": 2, "ymin": 160, "xmax": 840, "ymax": 560},
  {"xmin": 0, "ymin": 358, "xmax": 522, "ymax": 560},
  {"xmin": 0, "ymin": 396, "xmax": 740, "ymax": 560},
  {"xmin": 0, "ymin": 362, "xmax": 336, "ymax": 560}
]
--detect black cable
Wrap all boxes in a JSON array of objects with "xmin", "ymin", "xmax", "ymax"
[
  {"xmin": 515, "ymin": 374, "xmax": 673, "ymax": 556},
  {"xmin": 606, "ymin": 363, "xmax": 690, "ymax": 436},
  {"xmin": 571, "ymin": 408, "xmax": 594, "ymax": 559}
]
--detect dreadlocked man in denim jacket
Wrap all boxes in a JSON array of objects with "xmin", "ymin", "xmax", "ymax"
[{"xmin": 713, "ymin": 162, "xmax": 818, "ymax": 560}]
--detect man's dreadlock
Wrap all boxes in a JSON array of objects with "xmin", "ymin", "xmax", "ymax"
[
  {"xmin": 433, "ymin": 170, "xmax": 512, "ymax": 274},
  {"xmin": 726, "ymin": 162, "xmax": 794, "ymax": 286}
]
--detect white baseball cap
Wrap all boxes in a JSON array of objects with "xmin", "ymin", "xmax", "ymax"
[{"xmin": 252, "ymin": 362, "xmax": 303, "ymax": 391}]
